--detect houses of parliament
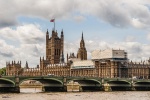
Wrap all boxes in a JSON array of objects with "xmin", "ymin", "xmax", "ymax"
[{"xmin": 6, "ymin": 28, "xmax": 150, "ymax": 79}]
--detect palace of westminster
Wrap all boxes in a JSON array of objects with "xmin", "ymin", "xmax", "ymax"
[{"xmin": 6, "ymin": 28, "xmax": 150, "ymax": 79}]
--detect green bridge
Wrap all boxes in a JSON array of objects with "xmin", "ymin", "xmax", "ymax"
[{"xmin": 0, "ymin": 76, "xmax": 150, "ymax": 92}]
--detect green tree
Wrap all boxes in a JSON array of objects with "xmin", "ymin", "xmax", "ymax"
[{"xmin": 0, "ymin": 67, "xmax": 6, "ymax": 76}]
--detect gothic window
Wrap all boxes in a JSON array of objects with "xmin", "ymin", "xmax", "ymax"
[
  {"xmin": 48, "ymin": 49, "xmax": 51, "ymax": 55},
  {"xmin": 55, "ymin": 49, "xmax": 56, "ymax": 55},
  {"xmin": 56, "ymin": 49, "xmax": 57, "ymax": 55},
  {"xmin": 57, "ymin": 49, "xmax": 59, "ymax": 55},
  {"xmin": 59, "ymin": 49, "xmax": 60, "ymax": 55}
]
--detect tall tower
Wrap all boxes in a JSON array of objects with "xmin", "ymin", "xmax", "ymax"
[
  {"xmin": 77, "ymin": 32, "xmax": 87, "ymax": 60},
  {"xmin": 46, "ymin": 29, "xmax": 64, "ymax": 64}
]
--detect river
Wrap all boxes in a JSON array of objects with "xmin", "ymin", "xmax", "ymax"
[{"xmin": 1, "ymin": 88, "xmax": 150, "ymax": 100}]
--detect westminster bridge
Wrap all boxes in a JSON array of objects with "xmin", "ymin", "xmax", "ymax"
[{"xmin": 0, "ymin": 76, "xmax": 150, "ymax": 92}]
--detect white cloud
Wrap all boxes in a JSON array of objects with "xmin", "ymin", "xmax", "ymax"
[
  {"xmin": 0, "ymin": 24, "xmax": 45, "ymax": 68},
  {"xmin": 147, "ymin": 33, "xmax": 150, "ymax": 41},
  {"xmin": 0, "ymin": 0, "xmax": 150, "ymax": 29},
  {"xmin": 125, "ymin": 36, "xmax": 137, "ymax": 42},
  {"xmin": 0, "ymin": 24, "xmax": 149, "ymax": 68},
  {"xmin": 73, "ymin": 15, "xmax": 85, "ymax": 23},
  {"xmin": 64, "ymin": 38, "xmax": 150, "ymax": 63},
  {"xmin": 0, "ymin": 24, "xmax": 45, "ymax": 44},
  {"xmin": 0, "ymin": 0, "xmax": 150, "ymax": 68}
]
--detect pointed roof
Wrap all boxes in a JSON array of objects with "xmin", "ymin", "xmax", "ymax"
[
  {"xmin": 82, "ymin": 32, "xmax": 84, "ymax": 40},
  {"xmin": 46, "ymin": 29, "xmax": 49, "ymax": 34}
]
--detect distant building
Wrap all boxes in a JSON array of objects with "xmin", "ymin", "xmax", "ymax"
[
  {"xmin": 46, "ymin": 29, "xmax": 64, "ymax": 64},
  {"xmin": 5, "ymin": 27, "xmax": 150, "ymax": 79},
  {"xmin": 6, "ymin": 61, "xmax": 22, "ymax": 76},
  {"xmin": 92, "ymin": 49, "xmax": 127, "ymax": 61},
  {"xmin": 77, "ymin": 33, "xmax": 87, "ymax": 60}
]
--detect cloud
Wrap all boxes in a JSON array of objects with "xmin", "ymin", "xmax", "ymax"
[
  {"xmin": 0, "ymin": 24, "xmax": 149, "ymax": 68},
  {"xmin": 0, "ymin": 0, "xmax": 150, "ymax": 67},
  {"xmin": 125, "ymin": 36, "xmax": 137, "ymax": 42},
  {"xmin": 73, "ymin": 15, "xmax": 85, "ymax": 22},
  {"xmin": 64, "ymin": 38, "xmax": 150, "ymax": 63},
  {"xmin": 0, "ymin": 40, "xmax": 15, "ymax": 58},
  {"xmin": 0, "ymin": 24, "xmax": 45, "ymax": 68},
  {"xmin": 0, "ymin": 24, "xmax": 45, "ymax": 44},
  {"xmin": 0, "ymin": 52, "xmax": 14, "ymax": 58},
  {"xmin": 0, "ymin": 0, "xmax": 74, "ymax": 28},
  {"xmin": 0, "ymin": 0, "xmax": 150, "ymax": 29}
]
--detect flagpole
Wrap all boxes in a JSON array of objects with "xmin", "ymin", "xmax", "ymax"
[
  {"xmin": 54, "ymin": 20, "xmax": 55, "ymax": 31},
  {"xmin": 50, "ymin": 19, "xmax": 55, "ymax": 31}
]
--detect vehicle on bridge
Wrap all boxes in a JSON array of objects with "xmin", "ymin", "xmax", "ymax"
[{"xmin": 47, "ymin": 74, "xmax": 55, "ymax": 76}]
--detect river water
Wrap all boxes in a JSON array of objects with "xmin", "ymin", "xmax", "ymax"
[{"xmin": 1, "ymin": 88, "xmax": 150, "ymax": 100}]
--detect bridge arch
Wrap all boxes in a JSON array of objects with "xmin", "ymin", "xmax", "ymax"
[
  {"xmin": 134, "ymin": 81, "xmax": 150, "ymax": 90},
  {"xmin": 0, "ymin": 78, "xmax": 15, "ymax": 87},
  {"xmin": 68, "ymin": 78, "xmax": 101, "ymax": 91},
  {"xmin": 106, "ymin": 80, "xmax": 131, "ymax": 91},
  {"xmin": 19, "ymin": 78, "xmax": 63, "ymax": 85},
  {"xmin": 0, "ymin": 78, "xmax": 16, "ymax": 92},
  {"xmin": 19, "ymin": 77, "xmax": 64, "ymax": 92}
]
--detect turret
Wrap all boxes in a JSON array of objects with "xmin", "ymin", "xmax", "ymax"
[
  {"xmin": 61, "ymin": 29, "xmax": 64, "ymax": 37},
  {"xmin": 61, "ymin": 29, "xmax": 64, "ymax": 56},
  {"xmin": 25, "ymin": 61, "xmax": 29, "ymax": 69},
  {"xmin": 56, "ymin": 30, "xmax": 58, "ymax": 36},
  {"xmin": 46, "ymin": 29, "xmax": 49, "ymax": 42},
  {"xmin": 52, "ymin": 30, "xmax": 58, "ymax": 37},
  {"xmin": 148, "ymin": 57, "xmax": 150, "ymax": 64},
  {"xmin": 60, "ymin": 50, "xmax": 64, "ymax": 63},
  {"xmin": 46, "ymin": 29, "xmax": 49, "ymax": 60},
  {"xmin": 67, "ymin": 53, "xmax": 68, "ymax": 62},
  {"xmin": 12, "ymin": 61, "xmax": 13, "ymax": 65}
]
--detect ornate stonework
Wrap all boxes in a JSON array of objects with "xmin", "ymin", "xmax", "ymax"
[
  {"xmin": 77, "ymin": 33, "xmax": 87, "ymax": 60},
  {"xmin": 46, "ymin": 29, "xmax": 64, "ymax": 64},
  {"xmin": 5, "ymin": 28, "xmax": 150, "ymax": 79}
]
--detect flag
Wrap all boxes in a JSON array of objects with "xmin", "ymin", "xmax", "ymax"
[{"xmin": 50, "ymin": 19, "xmax": 55, "ymax": 22}]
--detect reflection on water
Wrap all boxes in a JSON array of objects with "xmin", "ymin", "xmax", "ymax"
[{"xmin": 20, "ymin": 88, "xmax": 43, "ymax": 93}]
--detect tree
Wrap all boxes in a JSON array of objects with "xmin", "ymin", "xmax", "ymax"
[{"xmin": 0, "ymin": 67, "xmax": 6, "ymax": 76}]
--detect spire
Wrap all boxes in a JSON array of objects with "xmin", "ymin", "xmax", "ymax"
[
  {"xmin": 80, "ymin": 32, "xmax": 85, "ymax": 48},
  {"xmin": 61, "ymin": 29, "xmax": 64, "ymax": 37},
  {"xmin": 77, "ymin": 32, "xmax": 87, "ymax": 60},
  {"xmin": 46, "ymin": 29, "xmax": 49, "ymax": 42},
  {"xmin": 46, "ymin": 29, "xmax": 49, "ymax": 34},
  {"xmin": 61, "ymin": 29, "xmax": 63, "ymax": 34},
  {"xmin": 82, "ymin": 31, "xmax": 84, "ymax": 40}
]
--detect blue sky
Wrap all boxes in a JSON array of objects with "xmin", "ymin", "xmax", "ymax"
[{"xmin": 0, "ymin": 0, "xmax": 150, "ymax": 67}]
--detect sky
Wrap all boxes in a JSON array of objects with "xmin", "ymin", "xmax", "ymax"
[{"xmin": 0, "ymin": 0, "xmax": 150, "ymax": 68}]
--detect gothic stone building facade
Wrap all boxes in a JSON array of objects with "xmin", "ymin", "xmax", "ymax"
[{"xmin": 6, "ymin": 29, "xmax": 150, "ymax": 79}]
